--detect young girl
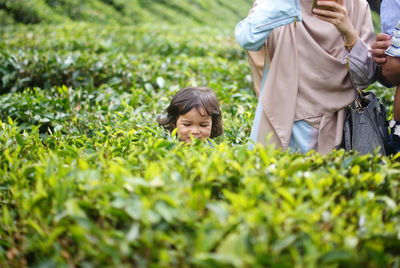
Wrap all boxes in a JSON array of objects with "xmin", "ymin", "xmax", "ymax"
[{"xmin": 158, "ymin": 87, "xmax": 223, "ymax": 143}]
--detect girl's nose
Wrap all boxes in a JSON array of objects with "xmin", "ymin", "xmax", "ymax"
[{"xmin": 191, "ymin": 126, "xmax": 200, "ymax": 134}]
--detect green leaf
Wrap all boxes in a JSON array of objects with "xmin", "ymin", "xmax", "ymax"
[{"xmin": 272, "ymin": 235, "xmax": 297, "ymax": 253}]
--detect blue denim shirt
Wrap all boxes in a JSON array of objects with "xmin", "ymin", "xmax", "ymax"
[
  {"xmin": 381, "ymin": 0, "xmax": 400, "ymax": 34},
  {"xmin": 235, "ymin": 0, "xmax": 302, "ymax": 51}
]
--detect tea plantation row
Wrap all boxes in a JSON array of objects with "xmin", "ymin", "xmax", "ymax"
[
  {"xmin": 0, "ymin": 0, "xmax": 250, "ymax": 27},
  {"xmin": 0, "ymin": 24, "xmax": 400, "ymax": 267}
]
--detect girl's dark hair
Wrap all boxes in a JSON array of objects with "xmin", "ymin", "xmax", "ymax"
[{"xmin": 158, "ymin": 87, "xmax": 223, "ymax": 138}]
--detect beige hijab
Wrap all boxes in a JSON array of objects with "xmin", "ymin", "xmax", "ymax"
[{"xmin": 248, "ymin": 0, "xmax": 375, "ymax": 154}]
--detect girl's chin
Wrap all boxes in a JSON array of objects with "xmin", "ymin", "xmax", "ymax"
[{"xmin": 179, "ymin": 137, "xmax": 206, "ymax": 143}]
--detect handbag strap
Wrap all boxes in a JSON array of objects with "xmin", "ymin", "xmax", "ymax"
[{"xmin": 353, "ymin": 88, "xmax": 363, "ymax": 110}]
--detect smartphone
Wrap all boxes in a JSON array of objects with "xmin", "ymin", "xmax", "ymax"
[{"xmin": 312, "ymin": 0, "xmax": 338, "ymax": 11}]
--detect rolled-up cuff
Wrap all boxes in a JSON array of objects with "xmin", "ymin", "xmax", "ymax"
[{"xmin": 342, "ymin": 39, "xmax": 376, "ymax": 89}]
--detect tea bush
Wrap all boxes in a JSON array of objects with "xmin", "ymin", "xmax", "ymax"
[
  {"xmin": 0, "ymin": 13, "xmax": 399, "ymax": 268},
  {"xmin": 1, "ymin": 117, "xmax": 400, "ymax": 267},
  {"xmin": 0, "ymin": 24, "xmax": 246, "ymax": 94}
]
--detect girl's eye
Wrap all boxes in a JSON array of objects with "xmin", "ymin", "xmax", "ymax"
[
  {"xmin": 200, "ymin": 125, "xmax": 209, "ymax": 128},
  {"xmin": 183, "ymin": 124, "xmax": 191, "ymax": 127}
]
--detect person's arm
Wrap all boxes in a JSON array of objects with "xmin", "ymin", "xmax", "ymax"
[
  {"xmin": 382, "ymin": 56, "xmax": 400, "ymax": 85},
  {"xmin": 235, "ymin": 0, "xmax": 264, "ymax": 51},
  {"xmin": 247, "ymin": 48, "xmax": 268, "ymax": 96},
  {"xmin": 372, "ymin": 33, "xmax": 395, "ymax": 87},
  {"xmin": 345, "ymin": 3, "xmax": 377, "ymax": 89},
  {"xmin": 343, "ymin": 39, "xmax": 376, "ymax": 89},
  {"xmin": 235, "ymin": 0, "xmax": 301, "ymax": 51},
  {"xmin": 313, "ymin": 0, "xmax": 376, "ymax": 89},
  {"xmin": 312, "ymin": 0, "xmax": 358, "ymax": 51}
]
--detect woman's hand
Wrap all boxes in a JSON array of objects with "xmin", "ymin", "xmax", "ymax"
[{"xmin": 313, "ymin": 0, "xmax": 358, "ymax": 49}]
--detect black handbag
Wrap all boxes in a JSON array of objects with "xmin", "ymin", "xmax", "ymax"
[{"xmin": 341, "ymin": 89, "xmax": 389, "ymax": 155}]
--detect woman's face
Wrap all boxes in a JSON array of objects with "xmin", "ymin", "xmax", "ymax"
[{"xmin": 176, "ymin": 107, "xmax": 212, "ymax": 142}]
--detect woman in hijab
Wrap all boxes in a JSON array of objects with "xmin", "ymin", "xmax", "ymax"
[{"xmin": 236, "ymin": 0, "xmax": 375, "ymax": 154}]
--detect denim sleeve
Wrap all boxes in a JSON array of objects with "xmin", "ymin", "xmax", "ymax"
[
  {"xmin": 235, "ymin": 18, "xmax": 271, "ymax": 51},
  {"xmin": 380, "ymin": 0, "xmax": 400, "ymax": 35},
  {"xmin": 235, "ymin": 0, "xmax": 302, "ymax": 51}
]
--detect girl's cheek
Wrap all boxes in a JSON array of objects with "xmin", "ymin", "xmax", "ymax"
[{"xmin": 178, "ymin": 127, "xmax": 191, "ymax": 139}]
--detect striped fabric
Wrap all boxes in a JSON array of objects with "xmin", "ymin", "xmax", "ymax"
[{"xmin": 386, "ymin": 20, "xmax": 400, "ymax": 57}]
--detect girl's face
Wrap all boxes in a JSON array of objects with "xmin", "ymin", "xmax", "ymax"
[{"xmin": 176, "ymin": 107, "xmax": 212, "ymax": 142}]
